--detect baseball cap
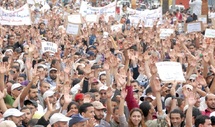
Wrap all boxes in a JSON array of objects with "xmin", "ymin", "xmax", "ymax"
[
  {"xmin": 0, "ymin": 120, "xmax": 16, "ymax": 127},
  {"xmin": 189, "ymin": 74, "xmax": 197, "ymax": 80},
  {"xmin": 74, "ymin": 93, "xmax": 84, "ymax": 101},
  {"xmin": 49, "ymin": 68, "xmax": 57, "ymax": 72},
  {"xmin": 11, "ymin": 83, "xmax": 23, "ymax": 91},
  {"xmin": 43, "ymin": 90, "xmax": 55, "ymax": 99},
  {"xmin": 24, "ymin": 100, "xmax": 38, "ymax": 107},
  {"xmin": 49, "ymin": 113, "xmax": 71, "ymax": 125},
  {"xmin": 69, "ymin": 114, "xmax": 88, "ymax": 126},
  {"xmin": 99, "ymin": 85, "xmax": 108, "ymax": 91},
  {"xmin": 3, "ymin": 108, "xmax": 24, "ymax": 118},
  {"xmin": 92, "ymin": 101, "xmax": 106, "ymax": 110}
]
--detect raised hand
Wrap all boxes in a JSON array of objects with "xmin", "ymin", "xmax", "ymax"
[
  {"xmin": 121, "ymin": 88, "xmax": 128, "ymax": 99},
  {"xmin": 25, "ymin": 57, "xmax": 32, "ymax": 70},
  {"xmin": 106, "ymin": 87, "xmax": 113, "ymax": 98},
  {"xmin": 196, "ymin": 75, "xmax": 207, "ymax": 86},
  {"xmin": 187, "ymin": 92, "xmax": 197, "ymax": 106},
  {"xmin": 0, "ymin": 62, "xmax": 6, "ymax": 74}
]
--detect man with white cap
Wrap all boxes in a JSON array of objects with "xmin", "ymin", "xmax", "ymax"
[
  {"xmin": 3, "ymin": 108, "xmax": 24, "ymax": 127},
  {"xmin": 49, "ymin": 113, "xmax": 71, "ymax": 127},
  {"xmin": 43, "ymin": 90, "xmax": 56, "ymax": 110},
  {"xmin": 45, "ymin": 68, "xmax": 58, "ymax": 86},
  {"xmin": 10, "ymin": 83, "xmax": 23, "ymax": 99}
]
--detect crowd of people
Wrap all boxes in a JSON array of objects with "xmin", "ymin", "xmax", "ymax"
[{"xmin": 0, "ymin": 0, "xmax": 215, "ymax": 127}]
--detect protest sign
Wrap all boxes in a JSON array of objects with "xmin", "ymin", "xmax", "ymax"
[
  {"xmin": 27, "ymin": 0, "xmax": 45, "ymax": 5},
  {"xmin": 184, "ymin": 21, "xmax": 203, "ymax": 33},
  {"xmin": 156, "ymin": 62, "xmax": 186, "ymax": 83},
  {"xmin": 41, "ymin": 41, "xmax": 58, "ymax": 54},
  {"xmin": 205, "ymin": 29, "xmax": 215, "ymax": 38},
  {"xmin": 198, "ymin": 15, "xmax": 207, "ymax": 24},
  {"xmin": 111, "ymin": 24, "xmax": 123, "ymax": 32},
  {"xmin": 159, "ymin": 29, "xmax": 174, "ymax": 39},
  {"xmin": 68, "ymin": 14, "xmax": 83, "ymax": 24},
  {"xmin": 0, "ymin": 4, "xmax": 32, "ymax": 25},
  {"xmin": 127, "ymin": 7, "xmax": 162, "ymax": 27},
  {"xmin": 80, "ymin": 1, "xmax": 116, "ymax": 22},
  {"xmin": 85, "ymin": 14, "xmax": 99, "ymax": 23},
  {"xmin": 66, "ymin": 23, "xmax": 80, "ymax": 35}
]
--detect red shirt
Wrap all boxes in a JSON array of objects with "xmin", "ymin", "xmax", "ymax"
[{"xmin": 202, "ymin": 108, "xmax": 213, "ymax": 116}]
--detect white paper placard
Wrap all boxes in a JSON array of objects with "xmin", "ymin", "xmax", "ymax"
[
  {"xmin": 66, "ymin": 23, "xmax": 79, "ymax": 35},
  {"xmin": 198, "ymin": 15, "xmax": 207, "ymax": 24},
  {"xmin": 156, "ymin": 62, "xmax": 185, "ymax": 83},
  {"xmin": 186, "ymin": 22, "xmax": 202, "ymax": 33},
  {"xmin": 205, "ymin": 29, "xmax": 215, "ymax": 38},
  {"xmin": 85, "ymin": 14, "xmax": 99, "ymax": 23},
  {"xmin": 68, "ymin": 15, "xmax": 83, "ymax": 24},
  {"xmin": 159, "ymin": 29, "xmax": 174, "ymax": 39},
  {"xmin": 0, "ymin": 4, "xmax": 32, "ymax": 25},
  {"xmin": 41, "ymin": 41, "xmax": 58, "ymax": 53},
  {"xmin": 111, "ymin": 24, "xmax": 123, "ymax": 32}
]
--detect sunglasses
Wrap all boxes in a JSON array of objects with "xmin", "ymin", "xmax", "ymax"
[{"xmin": 15, "ymin": 87, "xmax": 23, "ymax": 91}]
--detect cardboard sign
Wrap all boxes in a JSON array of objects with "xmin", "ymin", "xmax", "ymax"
[
  {"xmin": 156, "ymin": 62, "xmax": 185, "ymax": 83},
  {"xmin": 185, "ymin": 21, "xmax": 203, "ymax": 33},
  {"xmin": 198, "ymin": 15, "xmax": 207, "ymax": 24},
  {"xmin": 41, "ymin": 41, "xmax": 58, "ymax": 53},
  {"xmin": 0, "ymin": 4, "xmax": 32, "ymax": 25},
  {"xmin": 205, "ymin": 29, "xmax": 215, "ymax": 38},
  {"xmin": 66, "ymin": 23, "xmax": 80, "ymax": 35},
  {"xmin": 159, "ymin": 29, "xmax": 174, "ymax": 39},
  {"xmin": 85, "ymin": 14, "xmax": 99, "ymax": 23},
  {"xmin": 111, "ymin": 24, "xmax": 123, "ymax": 32},
  {"xmin": 68, "ymin": 14, "xmax": 83, "ymax": 24}
]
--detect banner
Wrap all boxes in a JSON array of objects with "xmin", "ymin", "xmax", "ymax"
[
  {"xmin": 156, "ymin": 62, "xmax": 185, "ymax": 83},
  {"xmin": 205, "ymin": 29, "xmax": 215, "ymax": 38},
  {"xmin": 0, "ymin": 4, "xmax": 31, "ymax": 25},
  {"xmin": 41, "ymin": 41, "xmax": 58, "ymax": 53},
  {"xmin": 111, "ymin": 24, "xmax": 123, "ymax": 32},
  {"xmin": 127, "ymin": 7, "xmax": 162, "ymax": 27},
  {"xmin": 66, "ymin": 23, "xmax": 80, "ymax": 35},
  {"xmin": 80, "ymin": 1, "xmax": 116, "ymax": 22},
  {"xmin": 27, "ymin": 0, "xmax": 45, "ymax": 5}
]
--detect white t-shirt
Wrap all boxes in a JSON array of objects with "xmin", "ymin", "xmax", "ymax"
[{"xmin": 189, "ymin": 0, "xmax": 202, "ymax": 16}]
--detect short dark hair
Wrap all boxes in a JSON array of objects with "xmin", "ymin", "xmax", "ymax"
[
  {"xmin": 89, "ymin": 89, "xmax": 99, "ymax": 93},
  {"xmin": 113, "ymin": 107, "xmax": 119, "ymax": 114},
  {"xmin": 195, "ymin": 115, "xmax": 210, "ymax": 127},
  {"xmin": 79, "ymin": 103, "xmax": 93, "ymax": 115},
  {"xmin": 20, "ymin": 107, "xmax": 32, "ymax": 113},
  {"xmin": 139, "ymin": 101, "xmax": 151, "ymax": 117},
  {"xmin": 170, "ymin": 109, "xmax": 184, "ymax": 119},
  {"xmin": 184, "ymin": 107, "xmax": 201, "ymax": 119}
]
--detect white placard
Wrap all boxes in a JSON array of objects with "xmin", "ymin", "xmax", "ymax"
[
  {"xmin": 127, "ymin": 7, "xmax": 162, "ymax": 27},
  {"xmin": 68, "ymin": 15, "xmax": 83, "ymax": 24},
  {"xmin": 41, "ymin": 41, "xmax": 58, "ymax": 53},
  {"xmin": 111, "ymin": 24, "xmax": 123, "ymax": 32},
  {"xmin": 186, "ymin": 22, "xmax": 201, "ymax": 33},
  {"xmin": 27, "ymin": 0, "xmax": 45, "ymax": 5},
  {"xmin": 66, "ymin": 23, "xmax": 79, "ymax": 35},
  {"xmin": 160, "ymin": 29, "xmax": 174, "ymax": 39},
  {"xmin": 205, "ymin": 29, "xmax": 215, "ymax": 38},
  {"xmin": 198, "ymin": 15, "xmax": 207, "ymax": 24},
  {"xmin": 156, "ymin": 62, "xmax": 185, "ymax": 83},
  {"xmin": 85, "ymin": 14, "xmax": 99, "ymax": 23},
  {"xmin": 80, "ymin": 1, "xmax": 116, "ymax": 22},
  {"xmin": 0, "ymin": 4, "xmax": 32, "ymax": 25}
]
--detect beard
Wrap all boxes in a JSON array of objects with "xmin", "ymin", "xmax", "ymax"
[{"xmin": 94, "ymin": 115, "xmax": 103, "ymax": 121}]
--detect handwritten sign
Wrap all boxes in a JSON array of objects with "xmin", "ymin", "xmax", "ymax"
[
  {"xmin": 160, "ymin": 29, "xmax": 174, "ymax": 39},
  {"xmin": 111, "ymin": 24, "xmax": 123, "ymax": 32},
  {"xmin": 156, "ymin": 62, "xmax": 185, "ymax": 83},
  {"xmin": 0, "ymin": 4, "xmax": 31, "ymax": 25},
  {"xmin": 205, "ymin": 29, "xmax": 215, "ymax": 38},
  {"xmin": 185, "ymin": 22, "xmax": 202, "ymax": 33},
  {"xmin": 85, "ymin": 14, "xmax": 99, "ymax": 23},
  {"xmin": 66, "ymin": 23, "xmax": 80, "ymax": 35},
  {"xmin": 198, "ymin": 15, "xmax": 207, "ymax": 24},
  {"xmin": 41, "ymin": 41, "xmax": 58, "ymax": 54},
  {"xmin": 127, "ymin": 7, "xmax": 162, "ymax": 27},
  {"xmin": 80, "ymin": 1, "xmax": 116, "ymax": 22},
  {"xmin": 68, "ymin": 14, "xmax": 83, "ymax": 24}
]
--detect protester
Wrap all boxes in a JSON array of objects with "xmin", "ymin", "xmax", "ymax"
[{"xmin": 0, "ymin": 0, "xmax": 214, "ymax": 127}]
